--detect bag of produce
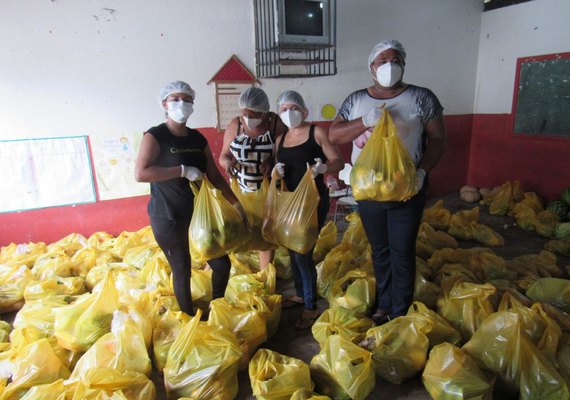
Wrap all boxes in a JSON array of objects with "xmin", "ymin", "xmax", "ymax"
[
  {"xmin": 189, "ymin": 177, "xmax": 249, "ymax": 263},
  {"xmin": 360, "ymin": 316, "xmax": 430, "ymax": 384},
  {"xmin": 436, "ymin": 282, "xmax": 496, "ymax": 342},
  {"xmin": 310, "ymin": 335, "xmax": 375, "ymax": 400},
  {"xmin": 249, "ymin": 349, "xmax": 313, "ymax": 400},
  {"xmin": 422, "ymin": 343, "xmax": 493, "ymax": 400},
  {"xmin": 164, "ymin": 311, "xmax": 242, "ymax": 400},
  {"xmin": 463, "ymin": 311, "xmax": 569, "ymax": 399},
  {"xmin": 262, "ymin": 167, "xmax": 319, "ymax": 254},
  {"xmin": 311, "ymin": 307, "xmax": 375, "ymax": 349},
  {"xmin": 231, "ymin": 177, "xmax": 275, "ymax": 252},
  {"xmin": 350, "ymin": 108, "xmax": 416, "ymax": 201},
  {"xmin": 54, "ymin": 271, "xmax": 118, "ymax": 352}
]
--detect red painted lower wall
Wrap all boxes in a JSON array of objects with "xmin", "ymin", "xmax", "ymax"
[
  {"xmin": 468, "ymin": 114, "xmax": 570, "ymax": 202},
  {"xmin": 6, "ymin": 113, "xmax": 567, "ymax": 247}
]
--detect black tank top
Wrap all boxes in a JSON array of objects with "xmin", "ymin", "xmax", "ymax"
[
  {"xmin": 146, "ymin": 123, "xmax": 208, "ymax": 220},
  {"xmin": 276, "ymin": 124, "xmax": 327, "ymax": 195}
]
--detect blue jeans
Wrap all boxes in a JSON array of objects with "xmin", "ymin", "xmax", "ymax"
[
  {"xmin": 289, "ymin": 192, "xmax": 329, "ymax": 311},
  {"xmin": 357, "ymin": 188, "xmax": 426, "ymax": 317}
]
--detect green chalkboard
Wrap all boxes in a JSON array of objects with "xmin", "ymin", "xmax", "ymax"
[{"xmin": 514, "ymin": 56, "xmax": 570, "ymax": 136}]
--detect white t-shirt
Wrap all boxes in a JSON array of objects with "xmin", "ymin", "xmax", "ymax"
[{"xmin": 337, "ymin": 85, "xmax": 443, "ymax": 165}]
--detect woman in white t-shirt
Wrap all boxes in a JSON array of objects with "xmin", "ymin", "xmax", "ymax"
[{"xmin": 329, "ymin": 40, "xmax": 447, "ymax": 325}]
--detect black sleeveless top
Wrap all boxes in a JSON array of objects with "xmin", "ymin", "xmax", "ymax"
[
  {"xmin": 146, "ymin": 123, "xmax": 208, "ymax": 220},
  {"xmin": 276, "ymin": 124, "xmax": 327, "ymax": 195}
]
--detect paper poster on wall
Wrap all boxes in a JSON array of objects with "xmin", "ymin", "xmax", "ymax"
[
  {"xmin": 0, "ymin": 136, "xmax": 96, "ymax": 213},
  {"xmin": 90, "ymin": 132, "xmax": 149, "ymax": 201}
]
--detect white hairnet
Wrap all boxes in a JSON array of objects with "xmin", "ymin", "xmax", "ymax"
[
  {"xmin": 277, "ymin": 90, "xmax": 307, "ymax": 111},
  {"xmin": 158, "ymin": 80, "xmax": 195, "ymax": 105},
  {"xmin": 368, "ymin": 40, "xmax": 406, "ymax": 71},
  {"xmin": 238, "ymin": 87, "xmax": 270, "ymax": 113}
]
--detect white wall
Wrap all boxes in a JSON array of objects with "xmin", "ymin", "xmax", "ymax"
[
  {"xmin": 0, "ymin": 0, "xmax": 482, "ymax": 142},
  {"xmin": 475, "ymin": 0, "xmax": 570, "ymax": 114},
  {"xmin": 0, "ymin": 0, "xmax": 256, "ymax": 139}
]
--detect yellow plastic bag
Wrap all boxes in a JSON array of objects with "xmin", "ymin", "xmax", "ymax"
[
  {"xmin": 422, "ymin": 199, "xmax": 452, "ymax": 231},
  {"xmin": 190, "ymin": 268, "xmax": 212, "ymax": 303},
  {"xmin": 311, "ymin": 307, "xmax": 375, "ymax": 348},
  {"xmin": 310, "ymin": 335, "xmax": 375, "ymax": 400},
  {"xmin": 0, "ymin": 241, "xmax": 46, "ymax": 268},
  {"xmin": 313, "ymin": 220, "xmax": 338, "ymax": 264},
  {"xmin": 526, "ymin": 277, "xmax": 570, "ymax": 313},
  {"xmin": 69, "ymin": 319, "xmax": 151, "ymax": 385},
  {"xmin": 68, "ymin": 367, "xmax": 156, "ymax": 400},
  {"xmin": 138, "ymin": 252, "xmax": 173, "ymax": 296},
  {"xmin": 54, "ymin": 272, "xmax": 119, "ymax": 352},
  {"xmin": 31, "ymin": 251, "xmax": 74, "ymax": 279},
  {"xmin": 0, "ymin": 265, "xmax": 34, "ymax": 313},
  {"xmin": 19, "ymin": 379, "xmax": 67, "ymax": 400},
  {"xmin": 462, "ymin": 311, "xmax": 570, "ymax": 399},
  {"xmin": 249, "ymin": 349, "xmax": 313, "ymax": 400},
  {"xmin": 189, "ymin": 177, "xmax": 249, "ymax": 262},
  {"xmin": 13, "ymin": 295, "xmax": 73, "ymax": 336},
  {"xmin": 152, "ymin": 308, "xmax": 191, "ymax": 371},
  {"xmin": 360, "ymin": 316, "xmax": 430, "ymax": 384},
  {"xmin": 339, "ymin": 212, "xmax": 369, "ymax": 254},
  {"xmin": 436, "ymin": 281, "xmax": 496, "ymax": 342},
  {"xmin": 327, "ymin": 269, "xmax": 375, "ymax": 315},
  {"xmin": 224, "ymin": 263, "xmax": 277, "ymax": 303},
  {"xmin": 231, "ymin": 177, "xmax": 275, "ymax": 252},
  {"xmin": 164, "ymin": 312, "xmax": 242, "ymax": 400},
  {"xmin": 290, "ymin": 389, "xmax": 332, "ymax": 400},
  {"xmin": 2, "ymin": 338, "xmax": 71, "ymax": 400},
  {"xmin": 422, "ymin": 343, "xmax": 494, "ymax": 400},
  {"xmin": 350, "ymin": 108, "xmax": 417, "ymax": 201},
  {"xmin": 232, "ymin": 291, "xmax": 282, "ymax": 338},
  {"xmin": 414, "ymin": 273, "xmax": 441, "ymax": 310},
  {"xmin": 262, "ymin": 168, "xmax": 320, "ymax": 254},
  {"xmin": 407, "ymin": 301, "xmax": 462, "ymax": 348},
  {"xmin": 417, "ymin": 222, "xmax": 458, "ymax": 250},
  {"xmin": 207, "ymin": 298, "xmax": 267, "ymax": 358},
  {"xmin": 316, "ymin": 248, "xmax": 356, "ymax": 300},
  {"xmin": 23, "ymin": 276, "xmax": 86, "ymax": 301}
]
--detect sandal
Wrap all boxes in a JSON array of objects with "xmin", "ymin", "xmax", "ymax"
[
  {"xmin": 282, "ymin": 295, "xmax": 305, "ymax": 309},
  {"xmin": 295, "ymin": 309, "xmax": 320, "ymax": 330}
]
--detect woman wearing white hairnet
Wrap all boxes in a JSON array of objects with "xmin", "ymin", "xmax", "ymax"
[
  {"xmin": 219, "ymin": 87, "xmax": 288, "ymax": 269},
  {"xmin": 273, "ymin": 90, "xmax": 343, "ymax": 329},
  {"xmin": 329, "ymin": 40, "xmax": 447, "ymax": 325},
  {"xmin": 135, "ymin": 80, "xmax": 247, "ymax": 317}
]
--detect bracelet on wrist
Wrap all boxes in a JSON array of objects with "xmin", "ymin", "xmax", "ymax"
[{"xmin": 180, "ymin": 165, "xmax": 185, "ymax": 178}]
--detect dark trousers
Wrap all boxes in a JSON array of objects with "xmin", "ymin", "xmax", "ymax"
[
  {"xmin": 150, "ymin": 215, "xmax": 231, "ymax": 315},
  {"xmin": 289, "ymin": 193, "xmax": 329, "ymax": 311},
  {"xmin": 357, "ymin": 188, "xmax": 426, "ymax": 317}
]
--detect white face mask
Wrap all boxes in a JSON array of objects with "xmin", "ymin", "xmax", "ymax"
[
  {"xmin": 243, "ymin": 116, "xmax": 262, "ymax": 129},
  {"xmin": 167, "ymin": 100, "xmax": 194, "ymax": 123},
  {"xmin": 375, "ymin": 62, "xmax": 403, "ymax": 88},
  {"xmin": 280, "ymin": 109, "xmax": 303, "ymax": 128}
]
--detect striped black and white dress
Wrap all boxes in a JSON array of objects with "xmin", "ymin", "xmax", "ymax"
[{"xmin": 229, "ymin": 119, "xmax": 276, "ymax": 192}]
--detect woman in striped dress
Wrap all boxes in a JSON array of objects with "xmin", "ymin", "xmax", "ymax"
[{"xmin": 219, "ymin": 87, "xmax": 288, "ymax": 269}]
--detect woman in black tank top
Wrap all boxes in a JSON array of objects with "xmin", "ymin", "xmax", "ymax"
[
  {"xmin": 135, "ymin": 80, "xmax": 248, "ymax": 317},
  {"xmin": 273, "ymin": 90, "xmax": 344, "ymax": 329}
]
